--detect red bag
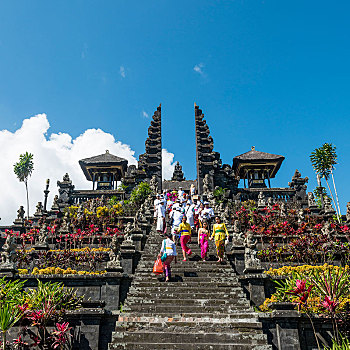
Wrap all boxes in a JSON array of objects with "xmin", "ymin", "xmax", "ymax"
[{"xmin": 153, "ymin": 257, "xmax": 164, "ymax": 275}]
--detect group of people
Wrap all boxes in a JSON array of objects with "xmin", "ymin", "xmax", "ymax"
[{"xmin": 154, "ymin": 187, "xmax": 229, "ymax": 282}]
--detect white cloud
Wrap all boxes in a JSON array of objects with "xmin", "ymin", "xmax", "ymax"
[
  {"xmin": 193, "ymin": 63, "xmax": 205, "ymax": 76},
  {"xmin": 0, "ymin": 114, "xmax": 176, "ymax": 225},
  {"xmin": 142, "ymin": 111, "xmax": 149, "ymax": 118},
  {"xmin": 162, "ymin": 149, "xmax": 176, "ymax": 180},
  {"xmin": 120, "ymin": 66, "xmax": 126, "ymax": 78}
]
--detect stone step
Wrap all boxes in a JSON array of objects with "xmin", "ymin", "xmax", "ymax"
[
  {"xmin": 124, "ymin": 298, "xmax": 250, "ymax": 307},
  {"xmin": 124, "ymin": 304, "xmax": 251, "ymax": 313},
  {"xmin": 115, "ymin": 319, "xmax": 262, "ymax": 330},
  {"xmin": 111, "ymin": 330, "xmax": 268, "ymax": 344},
  {"xmin": 118, "ymin": 312, "xmax": 260, "ymax": 321},
  {"xmin": 132, "ymin": 281, "xmax": 239, "ymax": 288},
  {"xmin": 109, "ymin": 342, "xmax": 272, "ymax": 350},
  {"xmin": 127, "ymin": 291, "xmax": 246, "ymax": 299}
]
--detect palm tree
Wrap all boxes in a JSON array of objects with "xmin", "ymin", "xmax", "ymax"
[
  {"xmin": 310, "ymin": 143, "xmax": 341, "ymax": 221},
  {"xmin": 13, "ymin": 152, "xmax": 34, "ymax": 220}
]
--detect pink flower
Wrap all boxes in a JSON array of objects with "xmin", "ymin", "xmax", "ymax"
[{"xmin": 320, "ymin": 296, "xmax": 339, "ymax": 313}]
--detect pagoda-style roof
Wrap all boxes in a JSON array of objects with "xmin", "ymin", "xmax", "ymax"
[
  {"xmin": 79, "ymin": 150, "xmax": 128, "ymax": 181},
  {"xmin": 233, "ymin": 147, "xmax": 285, "ymax": 179}
]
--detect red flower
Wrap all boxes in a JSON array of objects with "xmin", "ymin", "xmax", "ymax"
[{"xmin": 320, "ymin": 296, "xmax": 339, "ymax": 313}]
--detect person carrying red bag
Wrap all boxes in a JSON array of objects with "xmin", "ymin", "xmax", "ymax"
[{"xmin": 158, "ymin": 233, "xmax": 177, "ymax": 282}]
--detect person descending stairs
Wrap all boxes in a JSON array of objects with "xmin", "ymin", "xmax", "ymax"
[{"xmin": 108, "ymin": 215, "xmax": 272, "ymax": 350}]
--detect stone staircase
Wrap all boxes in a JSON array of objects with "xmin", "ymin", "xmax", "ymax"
[{"xmin": 108, "ymin": 225, "xmax": 272, "ymax": 350}]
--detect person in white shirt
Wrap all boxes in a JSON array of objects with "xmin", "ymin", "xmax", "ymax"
[
  {"xmin": 169, "ymin": 207, "xmax": 183, "ymax": 243},
  {"xmin": 159, "ymin": 233, "xmax": 177, "ymax": 282},
  {"xmin": 201, "ymin": 202, "xmax": 215, "ymax": 229},
  {"xmin": 185, "ymin": 200, "xmax": 195, "ymax": 229},
  {"xmin": 156, "ymin": 198, "xmax": 166, "ymax": 234},
  {"xmin": 190, "ymin": 183, "xmax": 196, "ymax": 198},
  {"xmin": 153, "ymin": 194, "xmax": 161, "ymax": 223},
  {"xmin": 178, "ymin": 187, "xmax": 184, "ymax": 200}
]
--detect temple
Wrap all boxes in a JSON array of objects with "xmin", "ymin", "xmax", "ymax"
[{"xmin": 0, "ymin": 102, "xmax": 346, "ymax": 350}]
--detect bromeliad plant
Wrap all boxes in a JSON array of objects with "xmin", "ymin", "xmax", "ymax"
[
  {"xmin": 261, "ymin": 264, "xmax": 350, "ymax": 349},
  {"xmin": 0, "ymin": 278, "xmax": 82, "ymax": 349}
]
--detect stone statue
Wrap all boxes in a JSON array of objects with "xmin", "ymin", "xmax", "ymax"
[
  {"xmin": 232, "ymin": 220, "xmax": 244, "ymax": 246},
  {"xmin": 59, "ymin": 211, "xmax": 70, "ymax": 233},
  {"xmin": 77, "ymin": 205, "xmax": 84, "ymax": 220},
  {"xmin": 1, "ymin": 234, "xmax": 17, "ymax": 266},
  {"xmin": 257, "ymin": 192, "xmax": 266, "ymax": 209},
  {"xmin": 150, "ymin": 175, "xmax": 158, "ymax": 194},
  {"xmin": 244, "ymin": 231, "xmax": 261, "ymax": 270},
  {"xmin": 37, "ymin": 223, "xmax": 48, "ymax": 246},
  {"xmin": 51, "ymin": 195, "xmax": 60, "ymax": 211},
  {"xmin": 346, "ymin": 202, "xmax": 350, "ymax": 223},
  {"xmin": 324, "ymin": 197, "xmax": 335, "ymax": 215},
  {"xmin": 280, "ymin": 202, "xmax": 287, "ymax": 218},
  {"xmin": 203, "ymin": 174, "xmax": 212, "ymax": 195},
  {"xmin": 297, "ymin": 209, "xmax": 304, "ymax": 224},
  {"xmin": 107, "ymin": 234, "xmax": 122, "ymax": 271},
  {"xmin": 267, "ymin": 197, "xmax": 274, "ymax": 210},
  {"xmin": 223, "ymin": 205, "xmax": 231, "ymax": 226},
  {"xmin": 17, "ymin": 206, "xmax": 25, "ymax": 221},
  {"xmin": 123, "ymin": 222, "xmax": 133, "ymax": 242},
  {"xmin": 321, "ymin": 221, "xmax": 335, "ymax": 239},
  {"xmin": 307, "ymin": 192, "xmax": 317, "ymax": 208},
  {"xmin": 35, "ymin": 202, "xmax": 43, "ymax": 216}
]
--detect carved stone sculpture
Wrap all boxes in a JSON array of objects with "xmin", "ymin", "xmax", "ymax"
[
  {"xmin": 35, "ymin": 202, "xmax": 43, "ymax": 216},
  {"xmin": 346, "ymin": 202, "xmax": 350, "ymax": 223},
  {"xmin": 0, "ymin": 234, "xmax": 17, "ymax": 268},
  {"xmin": 307, "ymin": 192, "xmax": 317, "ymax": 208},
  {"xmin": 297, "ymin": 209, "xmax": 304, "ymax": 224},
  {"xmin": 203, "ymin": 174, "xmax": 212, "ymax": 195},
  {"xmin": 244, "ymin": 230, "xmax": 261, "ymax": 270},
  {"xmin": 267, "ymin": 197, "xmax": 274, "ymax": 210},
  {"xmin": 280, "ymin": 202, "xmax": 287, "ymax": 218},
  {"xmin": 17, "ymin": 206, "xmax": 25, "ymax": 220},
  {"xmin": 150, "ymin": 175, "xmax": 158, "ymax": 194},
  {"xmin": 77, "ymin": 205, "xmax": 84, "ymax": 220},
  {"xmin": 324, "ymin": 197, "xmax": 336, "ymax": 215},
  {"xmin": 321, "ymin": 221, "xmax": 335, "ymax": 239},
  {"xmin": 123, "ymin": 222, "xmax": 134, "ymax": 243},
  {"xmin": 257, "ymin": 192, "xmax": 266, "ymax": 209},
  {"xmin": 35, "ymin": 223, "xmax": 49, "ymax": 249},
  {"xmin": 107, "ymin": 234, "xmax": 122, "ymax": 271},
  {"xmin": 51, "ymin": 195, "xmax": 60, "ymax": 211},
  {"xmin": 232, "ymin": 220, "xmax": 244, "ymax": 246}
]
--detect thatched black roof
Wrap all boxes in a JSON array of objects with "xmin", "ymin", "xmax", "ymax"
[
  {"xmin": 79, "ymin": 150, "xmax": 128, "ymax": 181},
  {"xmin": 233, "ymin": 147, "xmax": 285, "ymax": 178}
]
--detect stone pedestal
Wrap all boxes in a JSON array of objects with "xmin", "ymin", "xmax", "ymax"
[
  {"xmin": 120, "ymin": 242, "xmax": 136, "ymax": 275},
  {"xmin": 131, "ymin": 232, "xmax": 144, "ymax": 252},
  {"xmin": 230, "ymin": 246, "xmax": 245, "ymax": 275},
  {"xmin": 0, "ymin": 263, "xmax": 17, "ymax": 277},
  {"xmin": 34, "ymin": 243, "xmax": 49, "ymax": 251}
]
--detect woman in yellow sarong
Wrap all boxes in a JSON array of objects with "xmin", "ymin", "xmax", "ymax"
[{"xmin": 210, "ymin": 216, "xmax": 229, "ymax": 263}]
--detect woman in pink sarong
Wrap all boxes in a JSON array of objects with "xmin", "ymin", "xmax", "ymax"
[{"xmin": 198, "ymin": 220, "xmax": 209, "ymax": 261}]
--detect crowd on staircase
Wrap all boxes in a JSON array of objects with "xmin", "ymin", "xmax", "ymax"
[{"xmin": 153, "ymin": 187, "xmax": 230, "ymax": 281}]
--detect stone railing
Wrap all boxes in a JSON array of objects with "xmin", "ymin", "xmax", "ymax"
[
  {"xmin": 239, "ymin": 188, "xmax": 297, "ymax": 202},
  {"xmin": 71, "ymin": 190, "xmax": 125, "ymax": 204}
]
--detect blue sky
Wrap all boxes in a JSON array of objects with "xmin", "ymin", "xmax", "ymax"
[{"xmin": 1, "ymin": 1, "xmax": 350, "ymax": 211}]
